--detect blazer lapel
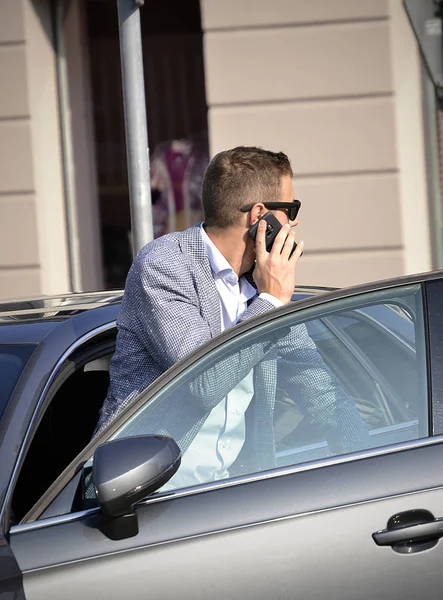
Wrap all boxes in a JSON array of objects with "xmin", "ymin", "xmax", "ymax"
[{"xmin": 178, "ymin": 224, "xmax": 221, "ymax": 337}]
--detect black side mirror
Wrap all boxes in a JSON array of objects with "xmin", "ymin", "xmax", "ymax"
[{"xmin": 93, "ymin": 435, "xmax": 181, "ymax": 540}]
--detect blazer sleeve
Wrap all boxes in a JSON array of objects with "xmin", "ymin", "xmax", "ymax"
[
  {"xmin": 239, "ymin": 296, "xmax": 277, "ymax": 322},
  {"xmin": 186, "ymin": 336, "xmax": 279, "ymax": 411}
]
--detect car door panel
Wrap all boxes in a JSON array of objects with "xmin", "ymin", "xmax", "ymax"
[
  {"xmin": 20, "ymin": 497, "xmax": 443, "ymax": 600},
  {"xmin": 11, "ymin": 439, "xmax": 443, "ymax": 600}
]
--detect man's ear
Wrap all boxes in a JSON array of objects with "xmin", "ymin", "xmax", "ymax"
[{"xmin": 249, "ymin": 203, "xmax": 266, "ymax": 225}]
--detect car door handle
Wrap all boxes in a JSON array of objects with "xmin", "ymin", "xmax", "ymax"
[
  {"xmin": 373, "ymin": 519, "xmax": 443, "ymax": 545},
  {"xmin": 373, "ymin": 509, "xmax": 443, "ymax": 550}
]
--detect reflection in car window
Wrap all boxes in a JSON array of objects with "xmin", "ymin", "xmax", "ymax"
[
  {"xmin": 0, "ymin": 344, "xmax": 36, "ymax": 420},
  {"xmin": 92, "ymin": 285, "xmax": 427, "ymax": 496}
]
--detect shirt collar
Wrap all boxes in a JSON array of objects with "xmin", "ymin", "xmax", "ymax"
[
  {"xmin": 200, "ymin": 224, "xmax": 257, "ymax": 301},
  {"xmin": 200, "ymin": 224, "xmax": 236, "ymax": 277}
]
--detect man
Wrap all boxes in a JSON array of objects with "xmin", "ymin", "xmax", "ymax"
[{"xmin": 96, "ymin": 146, "xmax": 369, "ymax": 485}]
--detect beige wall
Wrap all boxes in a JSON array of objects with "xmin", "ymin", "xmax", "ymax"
[
  {"xmin": 0, "ymin": 0, "xmax": 40, "ymax": 298},
  {"xmin": 0, "ymin": 0, "xmax": 70, "ymax": 300},
  {"xmin": 201, "ymin": 0, "xmax": 432, "ymax": 287},
  {"xmin": 62, "ymin": 0, "xmax": 104, "ymax": 291},
  {"xmin": 24, "ymin": 0, "xmax": 71, "ymax": 297}
]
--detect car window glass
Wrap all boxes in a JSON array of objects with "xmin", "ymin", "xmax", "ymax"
[
  {"xmin": 84, "ymin": 284, "xmax": 427, "ymax": 499},
  {"xmin": 0, "ymin": 344, "xmax": 36, "ymax": 420}
]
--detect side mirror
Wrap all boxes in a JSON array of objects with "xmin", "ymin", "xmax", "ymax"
[{"xmin": 93, "ymin": 435, "xmax": 181, "ymax": 540}]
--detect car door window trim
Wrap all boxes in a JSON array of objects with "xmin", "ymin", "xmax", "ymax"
[
  {"xmin": 420, "ymin": 281, "xmax": 434, "ymax": 437},
  {"xmin": 424, "ymin": 280, "xmax": 443, "ymax": 435}
]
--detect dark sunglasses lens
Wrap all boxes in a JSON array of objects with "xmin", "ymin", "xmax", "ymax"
[{"xmin": 289, "ymin": 206, "xmax": 299, "ymax": 220}]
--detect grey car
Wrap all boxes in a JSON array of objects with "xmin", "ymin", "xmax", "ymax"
[{"xmin": 2, "ymin": 270, "xmax": 443, "ymax": 599}]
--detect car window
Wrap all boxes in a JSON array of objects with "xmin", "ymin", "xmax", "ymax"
[
  {"xmin": 0, "ymin": 344, "xmax": 36, "ymax": 420},
  {"xmin": 84, "ymin": 284, "xmax": 427, "ymax": 499}
]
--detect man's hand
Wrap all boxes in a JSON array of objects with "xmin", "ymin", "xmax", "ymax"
[{"xmin": 253, "ymin": 220, "xmax": 304, "ymax": 304}]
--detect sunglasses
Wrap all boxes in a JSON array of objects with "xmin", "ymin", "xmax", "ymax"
[{"xmin": 240, "ymin": 199, "xmax": 301, "ymax": 222}]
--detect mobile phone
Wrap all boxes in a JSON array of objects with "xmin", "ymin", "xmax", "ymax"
[{"xmin": 248, "ymin": 212, "xmax": 298, "ymax": 256}]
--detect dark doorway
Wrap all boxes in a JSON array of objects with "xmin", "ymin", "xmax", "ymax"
[{"xmin": 86, "ymin": 0, "xmax": 209, "ymax": 289}]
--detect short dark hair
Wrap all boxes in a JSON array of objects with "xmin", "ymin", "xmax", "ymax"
[{"xmin": 202, "ymin": 146, "xmax": 293, "ymax": 228}]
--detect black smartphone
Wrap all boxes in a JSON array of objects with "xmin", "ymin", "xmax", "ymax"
[{"xmin": 248, "ymin": 212, "xmax": 298, "ymax": 256}]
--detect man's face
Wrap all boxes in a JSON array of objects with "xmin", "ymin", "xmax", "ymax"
[{"xmin": 270, "ymin": 175, "xmax": 299, "ymax": 228}]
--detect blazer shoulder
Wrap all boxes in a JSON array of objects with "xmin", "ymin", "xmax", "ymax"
[{"xmin": 134, "ymin": 232, "xmax": 191, "ymax": 269}]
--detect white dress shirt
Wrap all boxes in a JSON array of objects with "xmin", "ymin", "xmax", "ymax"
[{"xmin": 163, "ymin": 224, "xmax": 282, "ymax": 490}]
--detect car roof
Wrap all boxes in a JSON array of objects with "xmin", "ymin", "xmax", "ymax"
[
  {"xmin": 0, "ymin": 286, "xmax": 332, "ymax": 324},
  {"xmin": 0, "ymin": 291, "xmax": 124, "ymax": 324},
  {"xmin": 0, "ymin": 286, "xmax": 331, "ymax": 345}
]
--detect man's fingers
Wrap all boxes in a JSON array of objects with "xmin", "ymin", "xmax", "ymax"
[
  {"xmin": 255, "ymin": 220, "xmax": 268, "ymax": 257},
  {"xmin": 270, "ymin": 223, "xmax": 291, "ymax": 255},
  {"xmin": 280, "ymin": 227, "xmax": 297, "ymax": 260},
  {"xmin": 290, "ymin": 240, "xmax": 304, "ymax": 263}
]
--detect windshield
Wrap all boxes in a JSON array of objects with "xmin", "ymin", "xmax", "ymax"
[{"xmin": 0, "ymin": 344, "xmax": 36, "ymax": 420}]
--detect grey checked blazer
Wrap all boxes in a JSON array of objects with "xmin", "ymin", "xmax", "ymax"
[{"xmin": 97, "ymin": 224, "xmax": 369, "ymax": 471}]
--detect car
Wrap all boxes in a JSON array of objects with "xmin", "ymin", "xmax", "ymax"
[{"xmin": 1, "ymin": 270, "xmax": 443, "ymax": 599}]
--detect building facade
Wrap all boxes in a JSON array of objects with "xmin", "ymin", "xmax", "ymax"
[{"xmin": 0, "ymin": 0, "xmax": 440, "ymax": 299}]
